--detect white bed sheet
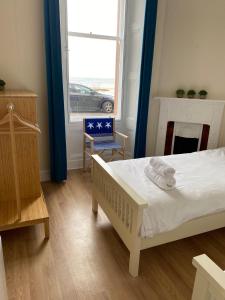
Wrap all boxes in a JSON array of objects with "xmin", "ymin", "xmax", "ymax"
[{"xmin": 108, "ymin": 148, "xmax": 225, "ymax": 238}]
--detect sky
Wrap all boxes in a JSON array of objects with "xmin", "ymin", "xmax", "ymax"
[{"xmin": 67, "ymin": 0, "xmax": 119, "ymax": 80}]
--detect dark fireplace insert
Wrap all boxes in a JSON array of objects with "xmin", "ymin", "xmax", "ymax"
[
  {"xmin": 173, "ymin": 136, "xmax": 199, "ymax": 154},
  {"xmin": 164, "ymin": 121, "xmax": 210, "ymax": 155}
]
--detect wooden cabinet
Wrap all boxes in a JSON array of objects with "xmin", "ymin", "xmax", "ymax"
[{"xmin": 0, "ymin": 90, "xmax": 49, "ymax": 238}]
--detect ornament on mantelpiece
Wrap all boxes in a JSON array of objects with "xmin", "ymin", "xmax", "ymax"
[
  {"xmin": 176, "ymin": 89, "xmax": 185, "ymax": 98},
  {"xmin": 187, "ymin": 89, "xmax": 196, "ymax": 99},
  {"xmin": 199, "ymin": 90, "xmax": 208, "ymax": 99}
]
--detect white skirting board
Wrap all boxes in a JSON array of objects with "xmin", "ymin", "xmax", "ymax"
[
  {"xmin": 40, "ymin": 152, "xmax": 132, "ymax": 182},
  {"xmin": 40, "ymin": 170, "xmax": 50, "ymax": 182}
]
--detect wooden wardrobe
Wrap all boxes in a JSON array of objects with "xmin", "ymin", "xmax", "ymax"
[{"xmin": 0, "ymin": 90, "xmax": 49, "ymax": 238}]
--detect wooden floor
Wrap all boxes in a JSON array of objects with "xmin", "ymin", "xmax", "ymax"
[{"xmin": 2, "ymin": 170, "xmax": 225, "ymax": 300}]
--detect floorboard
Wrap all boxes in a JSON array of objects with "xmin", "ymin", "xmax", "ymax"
[{"xmin": 2, "ymin": 170, "xmax": 225, "ymax": 300}]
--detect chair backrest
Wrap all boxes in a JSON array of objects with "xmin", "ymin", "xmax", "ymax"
[
  {"xmin": 84, "ymin": 118, "xmax": 114, "ymax": 137},
  {"xmin": 192, "ymin": 254, "xmax": 225, "ymax": 300}
]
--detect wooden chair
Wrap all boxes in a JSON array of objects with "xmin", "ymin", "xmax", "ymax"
[
  {"xmin": 83, "ymin": 117, "xmax": 128, "ymax": 170},
  {"xmin": 192, "ymin": 254, "xmax": 225, "ymax": 300}
]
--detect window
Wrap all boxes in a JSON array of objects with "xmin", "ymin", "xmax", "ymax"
[{"xmin": 67, "ymin": 0, "xmax": 125, "ymax": 119}]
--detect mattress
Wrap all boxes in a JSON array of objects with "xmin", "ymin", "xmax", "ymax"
[{"xmin": 108, "ymin": 148, "xmax": 225, "ymax": 238}]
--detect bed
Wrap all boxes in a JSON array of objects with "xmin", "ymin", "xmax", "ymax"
[{"xmin": 92, "ymin": 148, "xmax": 225, "ymax": 277}]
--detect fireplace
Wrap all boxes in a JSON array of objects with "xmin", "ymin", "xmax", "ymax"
[
  {"xmin": 164, "ymin": 121, "xmax": 210, "ymax": 155},
  {"xmin": 154, "ymin": 97, "xmax": 225, "ymax": 156}
]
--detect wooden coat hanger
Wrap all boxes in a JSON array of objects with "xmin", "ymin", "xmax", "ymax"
[{"xmin": 0, "ymin": 103, "xmax": 41, "ymax": 133}]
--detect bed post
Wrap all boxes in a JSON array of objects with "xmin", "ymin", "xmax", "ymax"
[
  {"xmin": 129, "ymin": 248, "xmax": 141, "ymax": 277},
  {"xmin": 129, "ymin": 207, "xmax": 143, "ymax": 277}
]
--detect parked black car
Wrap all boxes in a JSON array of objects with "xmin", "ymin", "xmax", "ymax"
[{"xmin": 69, "ymin": 83, "xmax": 114, "ymax": 113}]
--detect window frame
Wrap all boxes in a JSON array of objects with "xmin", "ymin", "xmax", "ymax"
[{"xmin": 65, "ymin": 0, "xmax": 126, "ymax": 123}]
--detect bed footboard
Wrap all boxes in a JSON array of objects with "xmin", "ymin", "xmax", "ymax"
[
  {"xmin": 92, "ymin": 155, "xmax": 148, "ymax": 277},
  {"xmin": 192, "ymin": 255, "xmax": 225, "ymax": 299}
]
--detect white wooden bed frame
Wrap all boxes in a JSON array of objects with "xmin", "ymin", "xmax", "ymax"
[
  {"xmin": 192, "ymin": 255, "xmax": 225, "ymax": 300},
  {"xmin": 92, "ymin": 155, "xmax": 225, "ymax": 277}
]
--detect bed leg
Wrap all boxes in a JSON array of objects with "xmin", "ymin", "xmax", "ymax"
[
  {"xmin": 92, "ymin": 197, "xmax": 98, "ymax": 214},
  {"xmin": 129, "ymin": 249, "xmax": 140, "ymax": 277}
]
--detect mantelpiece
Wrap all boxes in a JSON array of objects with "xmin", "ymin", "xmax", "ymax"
[{"xmin": 154, "ymin": 97, "xmax": 225, "ymax": 156}]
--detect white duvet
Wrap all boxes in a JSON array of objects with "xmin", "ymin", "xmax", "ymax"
[{"xmin": 108, "ymin": 148, "xmax": 225, "ymax": 238}]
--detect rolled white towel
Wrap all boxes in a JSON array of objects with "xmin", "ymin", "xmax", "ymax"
[
  {"xmin": 144, "ymin": 165, "xmax": 176, "ymax": 191},
  {"xmin": 150, "ymin": 157, "xmax": 176, "ymax": 177}
]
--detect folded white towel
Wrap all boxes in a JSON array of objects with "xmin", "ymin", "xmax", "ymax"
[
  {"xmin": 144, "ymin": 165, "xmax": 176, "ymax": 190},
  {"xmin": 150, "ymin": 157, "xmax": 176, "ymax": 177}
]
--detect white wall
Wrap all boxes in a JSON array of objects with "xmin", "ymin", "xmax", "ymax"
[
  {"xmin": 0, "ymin": 0, "xmax": 49, "ymax": 178},
  {"xmin": 147, "ymin": 0, "xmax": 225, "ymax": 156}
]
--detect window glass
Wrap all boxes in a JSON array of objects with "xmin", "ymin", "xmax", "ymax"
[
  {"xmin": 67, "ymin": 0, "xmax": 124, "ymax": 117},
  {"xmin": 68, "ymin": 36, "xmax": 116, "ymax": 113},
  {"xmin": 67, "ymin": 0, "xmax": 119, "ymax": 36}
]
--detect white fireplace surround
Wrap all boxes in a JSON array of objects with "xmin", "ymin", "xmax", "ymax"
[{"xmin": 155, "ymin": 97, "xmax": 225, "ymax": 156}]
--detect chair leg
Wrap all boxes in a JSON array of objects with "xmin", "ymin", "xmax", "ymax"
[
  {"xmin": 109, "ymin": 149, "xmax": 116, "ymax": 162},
  {"xmin": 112, "ymin": 149, "xmax": 115, "ymax": 161},
  {"xmin": 123, "ymin": 148, "xmax": 125, "ymax": 160},
  {"xmin": 98, "ymin": 150, "xmax": 105, "ymax": 158},
  {"xmin": 91, "ymin": 153, "xmax": 94, "ymax": 172}
]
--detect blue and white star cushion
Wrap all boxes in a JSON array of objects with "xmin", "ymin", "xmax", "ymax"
[{"xmin": 85, "ymin": 118, "xmax": 114, "ymax": 136}]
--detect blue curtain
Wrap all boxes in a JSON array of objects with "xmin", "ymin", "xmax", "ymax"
[
  {"xmin": 44, "ymin": 0, "xmax": 67, "ymax": 181},
  {"xmin": 134, "ymin": 0, "xmax": 158, "ymax": 158}
]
